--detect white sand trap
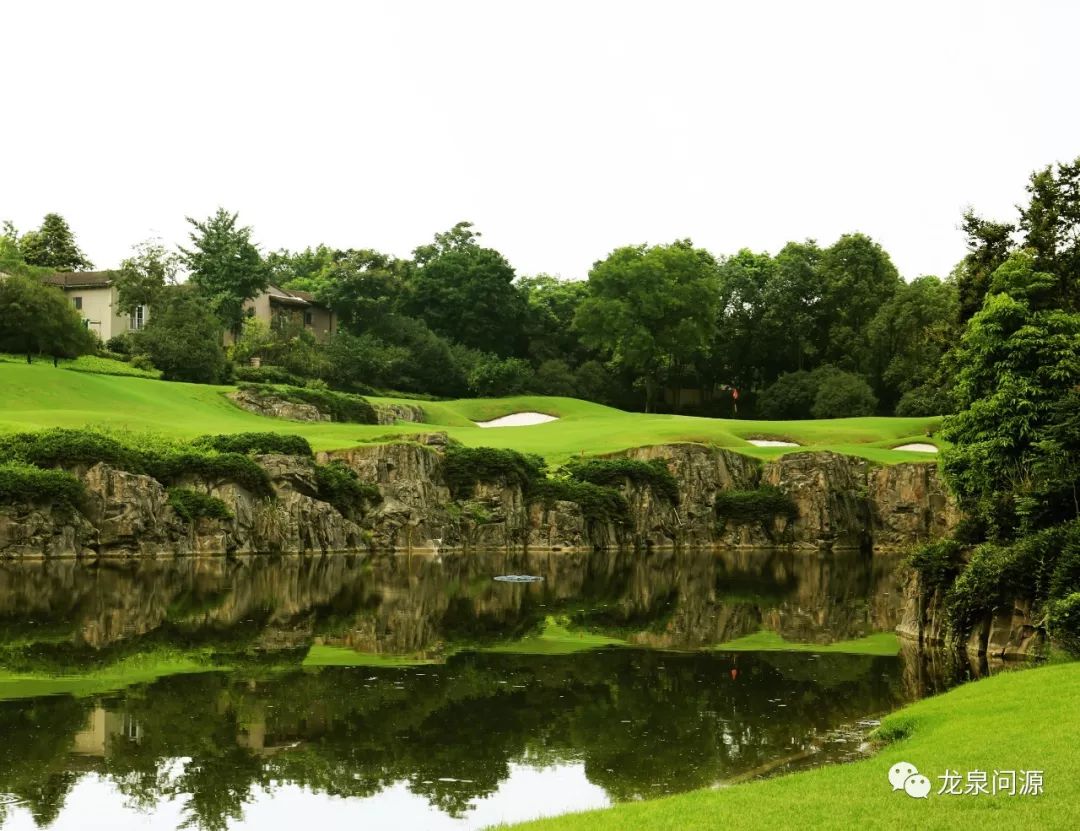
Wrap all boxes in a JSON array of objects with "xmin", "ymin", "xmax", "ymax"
[
  {"xmin": 746, "ymin": 439, "xmax": 800, "ymax": 447},
  {"xmin": 894, "ymin": 443, "xmax": 939, "ymax": 453},
  {"xmin": 474, "ymin": 412, "xmax": 559, "ymax": 428}
]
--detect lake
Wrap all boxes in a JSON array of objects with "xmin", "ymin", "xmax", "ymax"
[{"xmin": 0, "ymin": 549, "xmax": 991, "ymax": 830}]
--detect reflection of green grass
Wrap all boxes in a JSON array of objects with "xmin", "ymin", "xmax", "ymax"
[
  {"xmin": 301, "ymin": 645, "xmax": 443, "ymax": 667},
  {"xmin": 710, "ymin": 629, "xmax": 900, "ymax": 656},
  {"xmin": 0, "ymin": 653, "xmax": 219, "ymax": 700},
  {"xmin": 483, "ymin": 617, "xmax": 626, "ymax": 655},
  {"xmin": 507, "ymin": 661, "xmax": 1080, "ymax": 831},
  {"xmin": 0, "ymin": 362, "xmax": 942, "ymax": 465}
]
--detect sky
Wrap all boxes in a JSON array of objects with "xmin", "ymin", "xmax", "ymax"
[{"xmin": 3, "ymin": 0, "xmax": 1077, "ymax": 281}]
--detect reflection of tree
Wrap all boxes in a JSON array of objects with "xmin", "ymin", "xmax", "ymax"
[
  {"xmin": 0, "ymin": 696, "xmax": 91, "ymax": 824},
  {"xmin": 0, "ymin": 648, "xmax": 911, "ymax": 827}
]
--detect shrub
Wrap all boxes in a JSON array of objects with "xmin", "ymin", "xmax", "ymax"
[
  {"xmin": 314, "ymin": 462, "xmax": 381, "ymax": 515},
  {"xmin": 1046, "ymin": 592, "xmax": 1080, "ymax": 656},
  {"xmin": 443, "ymin": 446, "xmax": 546, "ymax": 498},
  {"xmin": 106, "ymin": 333, "xmax": 135, "ymax": 355},
  {"xmin": 908, "ymin": 538, "xmax": 966, "ymax": 594},
  {"xmin": 531, "ymin": 478, "xmax": 629, "ymax": 525},
  {"xmin": 758, "ymin": 371, "xmax": 818, "ymax": 420},
  {"xmin": 895, "ymin": 382, "xmax": 956, "ymax": 417},
  {"xmin": 193, "ymin": 433, "xmax": 313, "ymax": 457},
  {"xmin": 146, "ymin": 451, "xmax": 274, "ymax": 498},
  {"xmin": 810, "ymin": 368, "xmax": 878, "ymax": 418},
  {"xmin": 564, "ymin": 458, "xmax": 679, "ymax": 503},
  {"xmin": 234, "ymin": 364, "xmax": 306, "ymax": 386},
  {"xmin": 236, "ymin": 383, "xmax": 378, "ymax": 424},
  {"xmin": 167, "ymin": 487, "xmax": 232, "ymax": 522},
  {"xmin": 0, "ymin": 462, "xmax": 84, "ymax": 507},
  {"xmin": 0, "ymin": 429, "xmax": 141, "ymax": 471},
  {"xmin": 129, "ymin": 354, "xmax": 156, "ymax": 372},
  {"xmin": 715, "ymin": 487, "xmax": 797, "ymax": 524}
]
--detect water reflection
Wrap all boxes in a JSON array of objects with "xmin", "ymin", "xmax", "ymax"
[{"xmin": 0, "ymin": 550, "xmax": 991, "ymax": 830}]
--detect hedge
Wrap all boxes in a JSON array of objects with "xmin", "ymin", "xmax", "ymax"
[
  {"xmin": 167, "ymin": 487, "xmax": 233, "ymax": 522},
  {"xmin": 193, "ymin": 432, "xmax": 313, "ymax": 457},
  {"xmin": 0, "ymin": 462, "xmax": 84, "ymax": 508},
  {"xmin": 564, "ymin": 458, "xmax": 679, "ymax": 503},
  {"xmin": 531, "ymin": 478, "xmax": 629, "ymax": 525},
  {"xmin": 314, "ymin": 462, "xmax": 381, "ymax": 515},
  {"xmin": 145, "ymin": 451, "xmax": 274, "ymax": 499},
  {"xmin": 443, "ymin": 446, "xmax": 546, "ymax": 499},
  {"xmin": 0, "ymin": 429, "xmax": 141, "ymax": 471},
  {"xmin": 714, "ymin": 486, "xmax": 798, "ymax": 524}
]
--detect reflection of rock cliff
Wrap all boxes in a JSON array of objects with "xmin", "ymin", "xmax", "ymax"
[
  {"xmin": 0, "ymin": 437, "xmax": 957, "ymax": 556},
  {"xmin": 0, "ymin": 548, "xmax": 906, "ymax": 656}
]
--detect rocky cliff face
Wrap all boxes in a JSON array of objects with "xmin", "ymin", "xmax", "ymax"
[
  {"xmin": 897, "ymin": 565, "xmax": 1046, "ymax": 660},
  {"xmin": 0, "ymin": 436, "xmax": 958, "ymax": 558}
]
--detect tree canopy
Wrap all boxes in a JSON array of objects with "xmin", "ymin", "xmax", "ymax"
[
  {"xmin": 17, "ymin": 214, "xmax": 94, "ymax": 271},
  {"xmin": 0, "ymin": 276, "xmax": 97, "ymax": 363}
]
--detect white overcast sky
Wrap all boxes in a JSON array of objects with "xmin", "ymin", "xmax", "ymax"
[{"xmin": 3, "ymin": 0, "xmax": 1077, "ymax": 281}]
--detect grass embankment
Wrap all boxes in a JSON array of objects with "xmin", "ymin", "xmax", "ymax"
[
  {"xmin": 504, "ymin": 661, "xmax": 1080, "ymax": 831},
  {"xmin": 0, "ymin": 362, "xmax": 942, "ymax": 465}
]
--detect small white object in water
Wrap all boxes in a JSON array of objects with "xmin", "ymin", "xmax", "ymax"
[
  {"xmin": 893, "ymin": 443, "xmax": 938, "ymax": 453},
  {"xmin": 494, "ymin": 574, "xmax": 544, "ymax": 583},
  {"xmin": 473, "ymin": 412, "xmax": 559, "ymax": 428},
  {"xmin": 746, "ymin": 439, "xmax": 800, "ymax": 447}
]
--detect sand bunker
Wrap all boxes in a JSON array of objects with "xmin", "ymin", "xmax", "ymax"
[
  {"xmin": 746, "ymin": 439, "xmax": 800, "ymax": 447},
  {"xmin": 474, "ymin": 412, "xmax": 559, "ymax": 428},
  {"xmin": 894, "ymin": 443, "xmax": 938, "ymax": 453}
]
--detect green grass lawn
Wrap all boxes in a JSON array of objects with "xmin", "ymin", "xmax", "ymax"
[
  {"xmin": 502, "ymin": 660, "xmax": 1080, "ymax": 831},
  {"xmin": 0, "ymin": 362, "xmax": 943, "ymax": 465},
  {"xmin": 708, "ymin": 629, "xmax": 901, "ymax": 656}
]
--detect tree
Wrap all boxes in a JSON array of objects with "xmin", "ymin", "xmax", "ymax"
[
  {"xmin": 955, "ymin": 210, "xmax": 1015, "ymax": 321},
  {"xmin": 136, "ymin": 286, "xmax": 229, "ymax": 383},
  {"xmin": 116, "ymin": 239, "xmax": 178, "ymax": 315},
  {"xmin": 18, "ymin": 214, "xmax": 94, "ymax": 271},
  {"xmin": 817, "ymin": 233, "xmax": 901, "ymax": 373},
  {"xmin": 709, "ymin": 249, "xmax": 780, "ymax": 393},
  {"xmin": 0, "ymin": 276, "xmax": 97, "ymax": 363},
  {"xmin": 519, "ymin": 275, "xmax": 591, "ymax": 365},
  {"xmin": 1018, "ymin": 158, "xmax": 1080, "ymax": 311},
  {"xmin": 939, "ymin": 251, "xmax": 1080, "ymax": 537},
  {"xmin": 866, "ymin": 275, "xmax": 959, "ymax": 412},
  {"xmin": 757, "ymin": 370, "xmax": 818, "ymax": 420},
  {"xmin": 405, "ymin": 222, "xmax": 527, "ymax": 356},
  {"xmin": 314, "ymin": 249, "xmax": 407, "ymax": 334},
  {"xmin": 574, "ymin": 240, "xmax": 720, "ymax": 411},
  {"xmin": 181, "ymin": 209, "xmax": 268, "ymax": 333}
]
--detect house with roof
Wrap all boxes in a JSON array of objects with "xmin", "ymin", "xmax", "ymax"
[
  {"xmin": 41, "ymin": 271, "xmax": 147, "ymax": 341},
  {"xmin": 230, "ymin": 284, "xmax": 337, "ymax": 343}
]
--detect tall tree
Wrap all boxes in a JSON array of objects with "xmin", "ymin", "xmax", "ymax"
[
  {"xmin": 405, "ymin": 222, "xmax": 527, "ymax": 356},
  {"xmin": 519, "ymin": 274, "xmax": 590, "ymax": 364},
  {"xmin": 955, "ymin": 210, "xmax": 1015, "ymax": 321},
  {"xmin": 709, "ymin": 249, "xmax": 779, "ymax": 393},
  {"xmin": 1019, "ymin": 158, "xmax": 1080, "ymax": 311},
  {"xmin": 314, "ymin": 249, "xmax": 408, "ymax": 334},
  {"xmin": 866, "ymin": 275, "xmax": 959, "ymax": 411},
  {"xmin": 181, "ymin": 209, "xmax": 268, "ymax": 333},
  {"xmin": 574, "ymin": 240, "xmax": 720, "ymax": 411},
  {"xmin": 0, "ymin": 276, "xmax": 97, "ymax": 363},
  {"xmin": 817, "ymin": 233, "xmax": 901, "ymax": 373},
  {"xmin": 18, "ymin": 214, "xmax": 94, "ymax": 271},
  {"xmin": 116, "ymin": 239, "xmax": 178, "ymax": 315},
  {"xmin": 940, "ymin": 251, "xmax": 1080, "ymax": 537}
]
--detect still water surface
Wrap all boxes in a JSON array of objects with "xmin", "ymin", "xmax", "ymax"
[{"xmin": 0, "ymin": 549, "xmax": 986, "ymax": 830}]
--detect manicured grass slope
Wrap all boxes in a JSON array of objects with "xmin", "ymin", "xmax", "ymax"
[
  {"xmin": 505, "ymin": 661, "xmax": 1080, "ymax": 831},
  {"xmin": 0, "ymin": 362, "xmax": 942, "ymax": 464}
]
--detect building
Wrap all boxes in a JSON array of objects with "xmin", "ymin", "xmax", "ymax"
[
  {"xmin": 41, "ymin": 271, "xmax": 147, "ymax": 341},
  {"xmin": 232, "ymin": 284, "xmax": 337, "ymax": 343}
]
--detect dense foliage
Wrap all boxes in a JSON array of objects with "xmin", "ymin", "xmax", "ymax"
[
  {"xmin": 442, "ymin": 446, "xmax": 547, "ymax": 499},
  {"xmin": 313, "ymin": 461, "xmax": 381, "ymax": 516},
  {"xmin": 167, "ymin": 487, "xmax": 233, "ymax": 522},
  {"xmin": 531, "ymin": 478, "xmax": 630, "ymax": 525},
  {"xmin": 0, "ymin": 462, "xmax": 84, "ymax": 507},
  {"xmin": 0, "ymin": 275, "xmax": 98, "ymax": 363},
  {"xmin": 192, "ymin": 432, "xmax": 313, "ymax": 457},
  {"xmin": 714, "ymin": 487, "xmax": 798, "ymax": 524},
  {"xmin": 136, "ymin": 285, "xmax": 230, "ymax": 383},
  {"xmin": 563, "ymin": 458, "xmax": 679, "ymax": 503}
]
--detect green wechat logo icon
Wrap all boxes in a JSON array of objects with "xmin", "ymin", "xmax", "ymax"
[{"xmin": 889, "ymin": 762, "xmax": 932, "ymax": 799}]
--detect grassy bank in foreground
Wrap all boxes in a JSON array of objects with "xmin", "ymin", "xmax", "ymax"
[
  {"xmin": 502, "ymin": 661, "xmax": 1080, "ymax": 831},
  {"xmin": 0, "ymin": 362, "xmax": 942, "ymax": 465}
]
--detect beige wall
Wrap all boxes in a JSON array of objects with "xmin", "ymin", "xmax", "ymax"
[{"xmin": 64, "ymin": 285, "xmax": 145, "ymax": 342}]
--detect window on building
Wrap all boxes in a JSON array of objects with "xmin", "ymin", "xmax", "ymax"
[
  {"xmin": 132, "ymin": 305, "xmax": 145, "ymax": 331},
  {"xmin": 72, "ymin": 296, "xmax": 83, "ymax": 310},
  {"xmin": 304, "ymin": 311, "xmax": 313, "ymax": 326}
]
